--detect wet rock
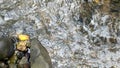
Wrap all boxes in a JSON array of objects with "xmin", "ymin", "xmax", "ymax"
[
  {"xmin": 80, "ymin": 2, "xmax": 93, "ymax": 25},
  {"xmin": 110, "ymin": 0, "xmax": 120, "ymax": 12},
  {"xmin": 31, "ymin": 38, "xmax": 52, "ymax": 68},
  {"xmin": 0, "ymin": 16, "xmax": 4, "ymax": 25},
  {"xmin": 108, "ymin": 37, "xmax": 117, "ymax": 44},
  {"xmin": 108, "ymin": 47, "xmax": 119, "ymax": 53},
  {"xmin": 110, "ymin": 65, "xmax": 117, "ymax": 68},
  {"xmin": 0, "ymin": 37, "xmax": 15, "ymax": 61}
]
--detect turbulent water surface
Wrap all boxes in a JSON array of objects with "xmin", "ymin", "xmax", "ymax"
[{"xmin": 0, "ymin": 0, "xmax": 120, "ymax": 68}]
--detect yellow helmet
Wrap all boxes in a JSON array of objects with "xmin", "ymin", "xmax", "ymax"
[
  {"xmin": 18, "ymin": 34, "xmax": 29, "ymax": 41},
  {"xmin": 93, "ymin": 0, "xmax": 100, "ymax": 4}
]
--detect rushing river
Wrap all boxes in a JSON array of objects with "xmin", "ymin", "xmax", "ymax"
[{"xmin": 0, "ymin": 0, "xmax": 120, "ymax": 68}]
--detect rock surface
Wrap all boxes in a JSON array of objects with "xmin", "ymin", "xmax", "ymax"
[
  {"xmin": 31, "ymin": 38, "xmax": 52, "ymax": 68},
  {"xmin": 0, "ymin": 37, "xmax": 14, "ymax": 61}
]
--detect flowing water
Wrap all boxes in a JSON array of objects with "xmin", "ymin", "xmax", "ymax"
[{"xmin": 0, "ymin": 0, "xmax": 120, "ymax": 68}]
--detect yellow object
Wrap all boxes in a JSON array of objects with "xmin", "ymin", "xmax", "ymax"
[
  {"xmin": 18, "ymin": 34, "xmax": 29, "ymax": 41},
  {"xmin": 93, "ymin": 0, "xmax": 100, "ymax": 4},
  {"xmin": 17, "ymin": 41, "xmax": 28, "ymax": 51}
]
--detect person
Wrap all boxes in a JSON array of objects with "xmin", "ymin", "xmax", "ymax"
[
  {"xmin": 0, "ymin": 34, "xmax": 52, "ymax": 68},
  {"xmin": 9, "ymin": 34, "xmax": 31, "ymax": 68}
]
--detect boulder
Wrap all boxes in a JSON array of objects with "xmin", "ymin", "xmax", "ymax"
[
  {"xmin": 31, "ymin": 38, "xmax": 52, "ymax": 68},
  {"xmin": 0, "ymin": 37, "xmax": 15, "ymax": 61}
]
